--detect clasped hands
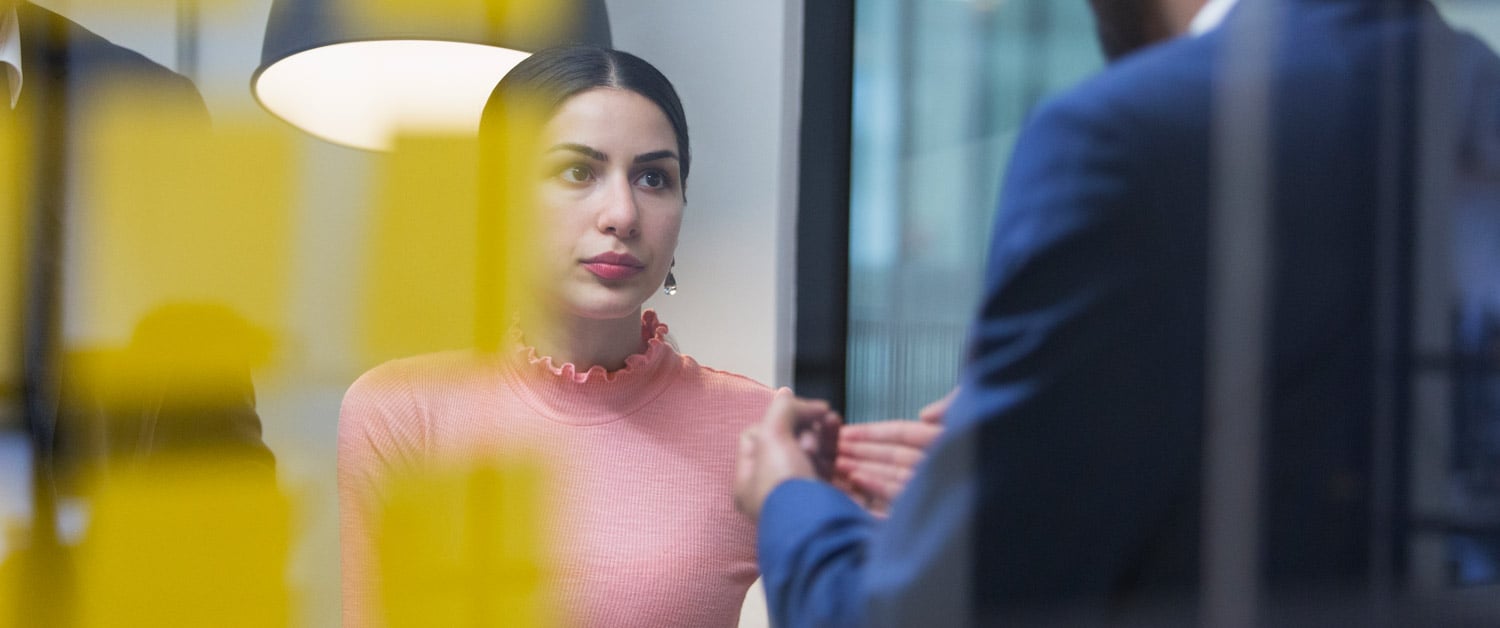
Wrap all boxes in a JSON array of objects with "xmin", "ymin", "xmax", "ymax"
[{"xmin": 734, "ymin": 387, "xmax": 955, "ymax": 520}]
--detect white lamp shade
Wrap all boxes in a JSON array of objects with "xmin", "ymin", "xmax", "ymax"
[{"xmin": 252, "ymin": 0, "xmax": 611, "ymax": 151}]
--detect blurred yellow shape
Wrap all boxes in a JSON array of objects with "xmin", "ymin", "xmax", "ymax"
[
  {"xmin": 377, "ymin": 459, "xmax": 554, "ymax": 628},
  {"xmin": 73, "ymin": 455, "xmax": 291, "ymax": 628},
  {"xmin": 361, "ymin": 0, "xmax": 573, "ymax": 42},
  {"xmin": 0, "ymin": 544, "xmax": 8, "ymax": 628},
  {"xmin": 0, "ymin": 521, "xmax": 35, "ymax": 628},
  {"xmin": 77, "ymin": 91, "xmax": 292, "ymax": 384},
  {"xmin": 362, "ymin": 124, "xmax": 548, "ymax": 365},
  {"xmin": 477, "ymin": 103, "xmax": 551, "ymax": 349},
  {"xmin": 0, "ymin": 520, "xmax": 69, "ymax": 628},
  {"xmin": 362, "ymin": 135, "xmax": 480, "ymax": 364},
  {"xmin": 0, "ymin": 112, "xmax": 28, "ymax": 405},
  {"xmin": 0, "ymin": 555, "xmax": 9, "ymax": 628},
  {"xmin": 60, "ymin": 0, "xmax": 229, "ymax": 10},
  {"xmin": 63, "ymin": 302, "xmax": 273, "ymax": 422}
]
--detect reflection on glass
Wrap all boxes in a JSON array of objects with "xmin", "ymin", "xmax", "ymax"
[
  {"xmin": 847, "ymin": 0, "xmax": 1103, "ymax": 422},
  {"xmin": 1447, "ymin": 154, "xmax": 1500, "ymax": 587}
]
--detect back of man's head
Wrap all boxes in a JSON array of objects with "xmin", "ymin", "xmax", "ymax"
[{"xmin": 1087, "ymin": 0, "xmax": 1208, "ymax": 60}]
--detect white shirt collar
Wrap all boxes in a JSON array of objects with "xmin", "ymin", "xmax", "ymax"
[
  {"xmin": 1189, "ymin": 0, "xmax": 1241, "ymax": 36},
  {"xmin": 1, "ymin": 5, "xmax": 20, "ymax": 109}
]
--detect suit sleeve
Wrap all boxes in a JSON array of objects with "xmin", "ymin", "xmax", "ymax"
[
  {"xmin": 757, "ymin": 479, "xmax": 875, "ymax": 627},
  {"xmin": 760, "ymin": 86, "xmax": 1203, "ymax": 626}
]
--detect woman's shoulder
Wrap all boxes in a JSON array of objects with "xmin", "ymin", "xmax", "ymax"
[
  {"xmin": 344, "ymin": 350, "xmax": 495, "ymax": 405},
  {"xmin": 674, "ymin": 357, "xmax": 776, "ymax": 406},
  {"xmin": 339, "ymin": 350, "xmax": 502, "ymax": 453},
  {"xmin": 651, "ymin": 358, "xmax": 772, "ymax": 433}
]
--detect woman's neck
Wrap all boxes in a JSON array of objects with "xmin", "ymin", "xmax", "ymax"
[{"xmin": 522, "ymin": 308, "xmax": 646, "ymax": 372}]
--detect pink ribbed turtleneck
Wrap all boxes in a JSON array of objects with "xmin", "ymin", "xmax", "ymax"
[{"xmin": 338, "ymin": 311, "xmax": 769, "ymax": 627}]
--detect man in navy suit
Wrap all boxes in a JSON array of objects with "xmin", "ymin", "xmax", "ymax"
[{"xmin": 736, "ymin": 0, "xmax": 1500, "ymax": 625}]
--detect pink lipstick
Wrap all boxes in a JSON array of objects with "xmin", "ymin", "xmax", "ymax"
[{"xmin": 581, "ymin": 252, "xmax": 645, "ymax": 280}]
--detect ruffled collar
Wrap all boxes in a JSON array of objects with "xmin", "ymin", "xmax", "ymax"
[{"xmin": 498, "ymin": 310, "xmax": 682, "ymax": 426}]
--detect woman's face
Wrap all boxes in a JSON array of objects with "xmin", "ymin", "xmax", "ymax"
[{"xmin": 531, "ymin": 87, "xmax": 685, "ymax": 321}]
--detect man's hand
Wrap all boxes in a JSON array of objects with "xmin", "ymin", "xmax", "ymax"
[
  {"xmin": 735, "ymin": 388, "xmax": 841, "ymax": 520},
  {"xmin": 834, "ymin": 387, "xmax": 956, "ymax": 516}
]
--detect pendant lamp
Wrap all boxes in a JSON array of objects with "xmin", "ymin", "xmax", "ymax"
[{"xmin": 252, "ymin": 0, "xmax": 611, "ymax": 151}]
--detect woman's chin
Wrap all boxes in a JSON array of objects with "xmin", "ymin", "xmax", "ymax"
[{"xmin": 555, "ymin": 285, "xmax": 650, "ymax": 321}]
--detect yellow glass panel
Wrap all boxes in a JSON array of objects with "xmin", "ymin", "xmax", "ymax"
[
  {"xmin": 74, "ymin": 456, "xmax": 292, "ymax": 628},
  {"xmin": 0, "ymin": 112, "xmax": 27, "ymax": 408},
  {"xmin": 362, "ymin": 121, "xmax": 549, "ymax": 366},
  {"xmin": 477, "ymin": 103, "xmax": 551, "ymax": 348},
  {"xmin": 0, "ymin": 535, "xmax": 71, "ymax": 628},
  {"xmin": 361, "ymin": 135, "xmax": 480, "ymax": 365},
  {"xmin": 360, "ymin": 0, "xmax": 573, "ymax": 40},
  {"xmin": 377, "ymin": 459, "xmax": 554, "ymax": 628},
  {"xmin": 56, "ymin": 0, "xmax": 237, "ymax": 12},
  {"xmin": 77, "ymin": 95, "xmax": 292, "ymax": 394}
]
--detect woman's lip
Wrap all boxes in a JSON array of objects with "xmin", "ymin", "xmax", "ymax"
[
  {"xmin": 583, "ymin": 262, "xmax": 645, "ymax": 280},
  {"xmin": 583, "ymin": 252, "xmax": 644, "ymax": 267}
]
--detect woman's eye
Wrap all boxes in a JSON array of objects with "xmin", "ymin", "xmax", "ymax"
[
  {"xmin": 558, "ymin": 165, "xmax": 592, "ymax": 184},
  {"xmin": 637, "ymin": 170, "xmax": 667, "ymax": 190}
]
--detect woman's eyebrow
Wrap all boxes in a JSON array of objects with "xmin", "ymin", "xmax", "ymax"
[
  {"xmin": 634, "ymin": 150, "xmax": 679, "ymax": 164},
  {"xmin": 548, "ymin": 143, "xmax": 607, "ymax": 161}
]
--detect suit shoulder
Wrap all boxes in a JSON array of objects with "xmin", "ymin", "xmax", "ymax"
[
  {"xmin": 19, "ymin": 3, "xmax": 210, "ymax": 121},
  {"xmin": 1035, "ymin": 31, "xmax": 1217, "ymax": 134},
  {"xmin": 22, "ymin": 4, "xmax": 173, "ymax": 76}
]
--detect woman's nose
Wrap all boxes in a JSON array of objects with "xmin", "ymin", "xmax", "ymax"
[{"xmin": 596, "ymin": 174, "xmax": 641, "ymax": 238}]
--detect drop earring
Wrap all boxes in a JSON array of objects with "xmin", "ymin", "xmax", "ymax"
[{"xmin": 663, "ymin": 259, "xmax": 678, "ymax": 296}]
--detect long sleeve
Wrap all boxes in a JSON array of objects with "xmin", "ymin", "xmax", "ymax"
[
  {"xmin": 757, "ymin": 480, "xmax": 873, "ymax": 627},
  {"xmin": 337, "ymin": 387, "xmax": 380, "ymax": 628},
  {"xmin": 337, "ymin": 364, "xmax": 428, "ymax": 628}
]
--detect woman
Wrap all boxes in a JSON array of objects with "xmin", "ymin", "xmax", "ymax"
[{"xmin": 339, "ymin": 45, "xmax": 936, "ymax": 627}]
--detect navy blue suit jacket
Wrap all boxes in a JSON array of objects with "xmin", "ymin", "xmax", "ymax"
[
  {"xmin": 15, "ymin": 1, "xmax": 211, "ymax": 126},
  {"xmin": 759, "ymin": 1, "xmax": 1500, "ymax": 625}
]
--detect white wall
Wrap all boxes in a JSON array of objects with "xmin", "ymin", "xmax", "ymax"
[{"xmin": 608, "ymin": 0, "xmax": 803, "ymax": 389}]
